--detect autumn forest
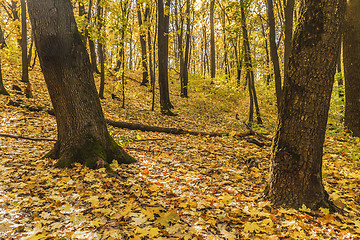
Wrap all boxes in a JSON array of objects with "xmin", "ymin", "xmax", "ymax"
[{"xmin": 0, "ymin": 0, "xmax": 360, "ymax": 239}]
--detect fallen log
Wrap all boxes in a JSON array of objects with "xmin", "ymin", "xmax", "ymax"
[{"xmin": 6, "ymin": 100, "xmax": 271, "ymax": 145}]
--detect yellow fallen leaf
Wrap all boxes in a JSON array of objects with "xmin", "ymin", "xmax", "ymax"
[{"xmin": 243, "ymin": 222, "xmax": 260, "ymax": 233}]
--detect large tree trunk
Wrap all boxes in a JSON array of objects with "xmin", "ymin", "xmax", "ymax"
[
  {"xmin": 28, "ymin": 0, "xmax": 136, "ymax": 169},
  {"xmin": 266, "ymin": 0, "xmax": 345, "ymax": 209},
  {"xmin": 158, "ymin": 0, "xmax": 174, "ymax": 115},
  {"xmin": 210, "ymin": 0, "xmax": 215, "ymax": 80},
  {"xmin": 267, "ymin": 0, "xmax": 281, "ymax": 108},
  {"xmin": 344, "ymin": 0, "xmax": 360, "ymax": 137}
]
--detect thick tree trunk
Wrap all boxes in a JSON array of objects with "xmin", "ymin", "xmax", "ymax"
[
  {"xmin": 267, "ymin": 0, "xmax": 281, "ymax": 108},
  {"xmin": 210, "ymin": 0, "xmax": 215, "ymax": 80},
  {"xmin": 266, "ymin": 0, "xmax": 345, "ymax": 210},
  {"xmin": 28, "ymin": 0, "xmax": 136, "ymax": 169},
  {"xmin": 344, "ymin": 0, "xmax": 360, "ymax": 137},
  {"xmin": 158, "ymin": 0, "xmax": 174, "ymax": 115}
]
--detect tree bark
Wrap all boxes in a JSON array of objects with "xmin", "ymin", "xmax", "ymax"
[
  {"xmin": 266, "ymin": 0, "xmax": 345, "ymax": 210},
  {"xmin": 267, "ymin": 0, "xmax": 282, "ymax": 108},
  {"xmin": 28, "ymin": 0, "xmax": 136, "ymax": 169},
  {"xmin": 210, "ymin": 0, "xmax": 215, "ymax": 80},
  {"xmin": 87, "ymin": 0, "xmax": 100, "ymax": 74},
  {"xmin": 158, "ymin": 0, "xmax": 174, "ymax": 115},
  {"xmin": 283, "ymin": 0, "xmax": 294, "ymax": 76},
  {"xmin": 344, "ymin": 0, "xmax": 360, "ymax": 136}
]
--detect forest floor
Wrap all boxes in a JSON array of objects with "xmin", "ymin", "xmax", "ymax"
[{"xmin": 1, "ymin": 60, "xmax": 360, "ymax": 239}]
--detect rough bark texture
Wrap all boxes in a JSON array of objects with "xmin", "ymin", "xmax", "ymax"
[
  {"xmin": 344, "ymin": 0, "xmax": 360, "ymax": 136},
  {"xmin": 28, "ymin": 0, "xmax": 136, "ymax": 168},
  {"xmin": 158, "ymin": 0, "xmax": 174, "ymax": 115},
  {"xmin": 266, "ymin": 0, "xmax": 345, "ymax": 209}
]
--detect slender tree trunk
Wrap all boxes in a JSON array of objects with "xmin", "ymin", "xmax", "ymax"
[
  {"xmin": 180, "ymin": 0, "xmax": 191, "ymax": 97},
  {"xmin": 233, "ymin": 41, "xmax": 242, "ymax": 87},
  {"xmin": 266, "ymin": 0, "xmax": 345, "ymax": 209},
  {"xmin": 0, "ymin": 25, "xmax": 8, "ymax": 95},
  {"xmin": 87, "ymin": 0, "xmax": 100, "ymax": 74},
  {"xmin": 137, "ymin": 2, "xmax": 149, "ymax": 86},
  {"xmin": 240, "ymin": 2, "xmax": 262, "ymax": 125},
  {"xmin": 210, "ymin": 0, "xmax": 215, "ymax": 80},
  {"xmin": 158, "ymin": 0, "xmax": 174, "ymax": 115},
  {"xmin": 97, "ymin": 0, "xmax": 105, "ymax": 99},
  {"xmin": 20, "ymin": 0, "xmax": 33, "ymax": 98},
  {"xmin": 337, "ymin": 40, "xmax": 344, "ymax": 99},
  {"xmin": 283, "ymin": 0, "xmax": 294, "ymax": 75},
  {"xmin": 148, "ymin": 11, "xmax": 155, "ymax": 92},
  {"xmin": 28, "ymin": 0, "xmax": 136, "ymax": 168},
  {"xmin": 267, "ymin": 0, "xmax": 281, "ymax": 108},
  {"xmin": 344, "ymin": 0, "xmax": 360, "ymax": 136},
  {"xmin": 259, "ymin": 15, "xmax": 271, "ymax": 84},
  {"xmin": 78, "ymin": 1, "xmax": 87, "ymax": 45}
]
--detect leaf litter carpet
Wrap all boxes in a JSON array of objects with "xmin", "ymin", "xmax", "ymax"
[{"xmin": 0, "ymin": 67, "xmax": 360, "ymax": 239}]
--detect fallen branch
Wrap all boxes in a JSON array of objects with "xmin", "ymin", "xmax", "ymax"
[
  {"xmin": 0, "ymin": 133, "xmax": 56, "ymax": 141},
  {"xmin": 7, "ymin": 100, "xmax": 271, "ymax": 146}
]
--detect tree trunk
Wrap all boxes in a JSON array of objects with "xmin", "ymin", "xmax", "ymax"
[
  {"xmin": 20, "ymin": 0, "xmax": 33, "ymax": 98},
  {"xmin": 97, "ymin": 0, "xmax": 105, "ymax": 99},
  {"xmin": 180, "ymin": 0, "xmax": 191, "ymax": 98},
  {"xmin": 0, "ymin": 57, "xmax": 8, "ymax": 95},
  {"xmin": 210, "ymin": 0, "xmax": 215, "ymax": 80},
  {"xmin": 266, "ymin": 0, "xmax": 345, "ymax": 210},
  {"xmin": 240, "ymin": 2, "xmax": 262, "ymax": 125},
  {"xmin": 87, "ymin": 0, "xmax": 100, "ymax": 74},
  {"xmin": 28, "ymin": 0, "xmax": 136, "ymax": 169},
  {"xmin": 0, "ymin": 25, "xmax": 8, "ymax": 95},
  {"xmin": 283, "ymin": 0, "xmax": 294, "ymax": 76},
  {"xmin": 267, "ymin": 0, "xmax": 281, "ymax": 108},
  {"xmin": 137, "ymin": 2, "xmax": 149, "ymax": 86},
  {"xmin": 158, "ymin": 0, "xmax": 174, "ymax": 115},
  {"xmin": 78, "ymin": 1, "xmax": 87, "ymax": 45},
  {"xmin": 344, "ymin": 0, "xmax": 360, "ymax": 136}
]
